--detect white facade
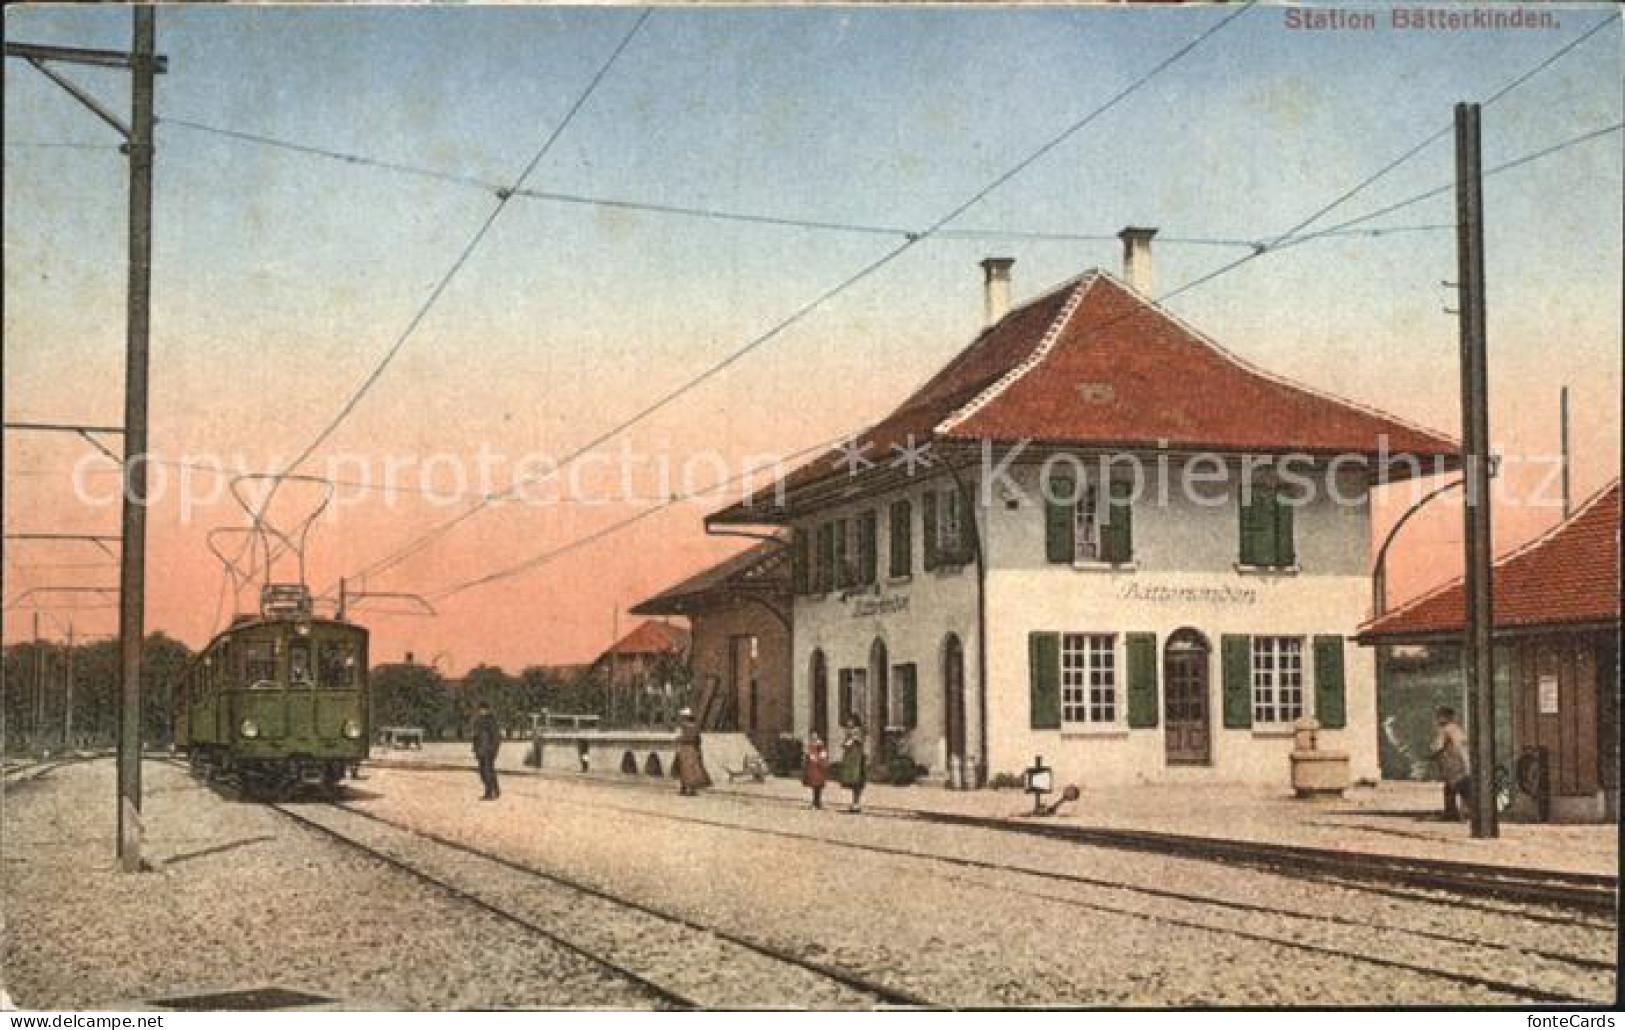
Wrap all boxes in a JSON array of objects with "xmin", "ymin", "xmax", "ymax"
[{"xmin": 789, "ymin": 455, "xmax": 1379, "ymax": 788}]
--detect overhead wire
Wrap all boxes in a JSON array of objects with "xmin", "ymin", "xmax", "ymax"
[
  {"xmin": 414, "ymin": 13, "xmax": 1621, "ymax": 605},
  {"xmin": 209, "ymin": 8, "xmax": 652, "ymax": 632},
  {"xmin": 321, "ymin": 1, "xmax": 1260, "ymax": 597}
]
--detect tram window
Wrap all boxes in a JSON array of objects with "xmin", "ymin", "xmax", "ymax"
[
  {"xmin": 289, "ymin": 642, "xmax": 314, "ymax": 687},
  {"xmin": 244, "ymin": 642, "xmax": 277, "ymax": 686},
  {"xmin": 319, "ymin": 643, "xmax": 355, "ymax": 689}
]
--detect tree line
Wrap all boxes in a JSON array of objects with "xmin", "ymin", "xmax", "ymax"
[
  {"xmin": 2, "ymin": 637, "xmax": 693, "ymax": 754},
  {"xmin": 3, "ymin": 633, "xmax": 192, "ymax": 754},
  {"xmin": 371, "ymin": 656, "xmax": 693, "ymax": 741}
]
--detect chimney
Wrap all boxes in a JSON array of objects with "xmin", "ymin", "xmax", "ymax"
[
  {"xmin": 980, "ymin": 257, "xmax": 1015, "ymax": 327},
  {"xmin": 405, "ymin": 651, "xmax": 415, "ymax": 665},
  {"xmin": 1118, "ymin": 227, "xmax": 1158, "ymax": 295}
]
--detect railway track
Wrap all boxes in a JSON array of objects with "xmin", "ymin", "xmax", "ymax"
[
  {"xmin": 268, "ymin": 797, "xmax": 932, "ymax": 1009},
  {"xmin": 1, "ymin": 752, "xmax": 110, "ymax": 783},
  {"xmin": 916, "ymin": 809, "xmax": 1622, "ymax": 917},
  {"xmin": 373, "ymin": 766, "xmax": 1615, "ymax": 1004},
  {"xmin": 377, "ymin": 760, "xmax": 1617, "ymax": 918}
]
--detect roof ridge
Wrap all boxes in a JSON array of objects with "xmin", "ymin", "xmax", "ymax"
[
  {"xmin": 1093, "ymin": 269, "xmax": 1460, "ymax": 452},
  {"xmin": 897, "ymin": 270, "xmax": 1094, "ymax": 413},
  {"xmin": 1360, "ymin": 477, "xmax": 1620, "ymax": 633},
  {"xmin": 934, "ymin": 272, "xmax": 1099, "ymax": 435}
]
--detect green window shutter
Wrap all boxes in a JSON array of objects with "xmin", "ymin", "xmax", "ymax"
[
  {"xmin": 922, "ymin": 491, "xmax": 940, "ymax": 571},
  {"xmin": 1239, "ymin": 485, "xmax": 1275, "ymax": 566},
  {"xmin": 858, "ymin": 511, "xmax": 878, "ymax": 585},
  {"xmin": 1313, "ymin": 635, "xmax": 1346, "ymax": 729},
  {"xmin": 1045, "ymin": 476, "xmax": 1075, "ymax": 563},
  {"xmin": 1101, "ymin": 480, "xmax": 1134, "ymax": 564},
  {"xmin": 817, "ymin": 523, "xmax": 836, "ymax": 592},
  {"xmin": 1125, "ymin": 632, "xmax": 1158, "ymax": 728},
  {"xmin": 1274, "ymin": 493, "xmax": 1296, "ymax": 567},
  {"xmin": 1221, "ymin": 634, "xmax": 1253, "ymax": 729},
  {"xmin": 833, "ymin": 519, "xmax": 849, "ymax": 589},
  {"xmin": 791, "ymin": 528, "xmax": 809, "ymax": 595},
  {"xmin": 889, "ymin": 500, "xmax": 912, "ymax": 578},
  {"xmin": 1029, "ymin": 632, "xmax": 1061, "ymax": 730}
]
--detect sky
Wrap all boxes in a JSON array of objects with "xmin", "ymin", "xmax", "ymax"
[{"xmin": 4, "ymin": 3, "xmax": 1621, "ymax": 672}]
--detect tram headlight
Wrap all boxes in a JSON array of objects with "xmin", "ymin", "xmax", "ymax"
[
  {"xmin": 342, "ymin": 719, "xmax": 362, "ymax": 740},
  {"xmin": 239, "ymin": 718, "xmax": 259, "ymax": 739}
]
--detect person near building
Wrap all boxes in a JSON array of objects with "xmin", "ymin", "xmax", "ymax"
[
  {"xmin": 674, "ymin": 707, "xmax": 711, "ymax": 796},
  {"xmin": 1430, "ymin": 706, "xmax": 1472, "ymax": 821},
  {"xmin": 471, "ymin": 701, "xmax": 503, "ymax": 801},
  {"xmin": 802, "ymin": 731, "xmax": 829, "ymax": 809},
  {"xmin": 837, "ymin": 716, "xmax": 867, "ymax": 813}
]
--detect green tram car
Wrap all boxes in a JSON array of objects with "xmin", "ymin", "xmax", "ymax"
[{"xmin": 177, "ymin": 587, "xmax": 369, "ymax": 795}]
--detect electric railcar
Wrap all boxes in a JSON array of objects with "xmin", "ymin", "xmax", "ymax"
[{"xmin": 176, "ymin": 587, "xmax": 369, "ymax": 795}]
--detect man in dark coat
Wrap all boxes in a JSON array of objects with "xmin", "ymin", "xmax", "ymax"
[{"xmin": 471, "ymin": 701, "xmax": 502, "ymax": 800}]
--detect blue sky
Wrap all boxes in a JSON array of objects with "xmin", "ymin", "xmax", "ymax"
[{"xmin": 4, "ymin": 3, "xmax": 1621, "ymax": 663}]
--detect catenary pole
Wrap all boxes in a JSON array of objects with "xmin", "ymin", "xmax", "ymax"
[
  {"xmin": 116, "ymin": 6, "xmax": 157, "ymax": 872},
  {"xmin": 1454, "ymin": 103, "xmax": 1498, "ymax": 839},
  {"xmin": 64, "ymin": 621, "xmax": 75, "ymax": 751}
]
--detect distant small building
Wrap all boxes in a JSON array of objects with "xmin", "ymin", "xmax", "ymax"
[
  {"xmin": 1359, "ymin": 481, "xmax": 1620, "ymax": 822},
  {"xmin": 632, "ymin": 541, "xmax": 792, "ymax": 755},
  {"xmin": 590, "ymin": 619, "xmax": 691, "ymax": 725}
]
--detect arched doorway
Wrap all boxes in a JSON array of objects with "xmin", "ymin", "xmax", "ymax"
[
  {"xmin": 869, "ymin": 638, "xmax": 890, "ymax": 760},
  {"xmin": 1164, "ymin": 628, "xmax": 1212, "ymax": 765},
  {"xmin": 942, "ymin": 634, "xmax": 966, "ymax": 770},
  {"xmin": 809, "ymin": 650, "xmax": 829, "ymax": 743}
]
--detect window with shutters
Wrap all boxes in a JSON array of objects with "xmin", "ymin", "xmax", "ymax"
[
  {"xmin": 857, "ymin": 510, "xmax": 878, "ymax": 586},
  {"xmin": 1251, "ymin": 636, "xmax": 1304, "ymax": 725},
  {"xmin": 1239, "ymin": 481, "xmax": 1297, "ymax": 569},
  {"xmin": 888, "ymin": 499, "xmax": 912, "ymax": 579},
  {"xmin": 815, "ymin": 521, "xmax": 836, "ymax": 593},
  {"xmin": 833, "ymin": 518, "xmax": 851, "ymax": 589},
  {"xmin": 935, "ymin": 487, "xmax": 964, "ymax": 563},
  {"xmin": 1061, "ymin": 633, "xmax": 1117, "ymax": 726},
  {"xmin": 1046, "ymin": 474, "xmax": 1133, "ymax": 566}
]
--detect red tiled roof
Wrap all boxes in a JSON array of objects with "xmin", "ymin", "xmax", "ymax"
[
  {"xmin": 601, "ymin": 619, "xmax": 690, "ymax": 659},
  {"xmin": 713, "ymin": 270, "xmax": 1457, "ymax": 521},
  {"xmin": 630, "ymin": 539, "xmax": 789, "ymax": 616},
  {"xmin": 1359, "ymin": 481, "xmax": 1621, "ymax": 640}
]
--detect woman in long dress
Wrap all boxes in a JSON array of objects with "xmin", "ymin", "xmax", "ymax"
[
  {"xmin": 674, "ymin": 708, "xmax": 711, "ymax": 796},
  {"xmin": 837, "ymin": 717, "xmax": 867, "ymax": 813}
]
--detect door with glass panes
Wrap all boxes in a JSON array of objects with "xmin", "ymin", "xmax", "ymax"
[{"xmin": 1164, "ymin": 629, "xmax": 1211, "ymax": 765}]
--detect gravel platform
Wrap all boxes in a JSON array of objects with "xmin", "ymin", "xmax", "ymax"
[{"xmin": 1, "ymin": 759, "xmax": 666, "ymax": 1010}]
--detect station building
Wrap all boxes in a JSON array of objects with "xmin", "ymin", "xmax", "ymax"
[
  {"xmin": 708, "ymin": 233, "xmax": 1458, "ymax": 788},
  {"xmin": 1360, "ymin": 481, "xmax": 1620, "ymax": 822},
  {"xmin": 632, "ymin": 539, "xmax": 793, "ymax": 756}
]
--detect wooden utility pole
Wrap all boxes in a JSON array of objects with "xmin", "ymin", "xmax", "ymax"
[
  {"xmin": 115, "ymin": 7, "xmax": 158, "ymax": 871},
  {"xmin": 64, "ymin": 622, "xmax": 76, "ymax": 752},
  {"xmin": 6, "ymin": 16, "xmax": 165, "ymax": 859},
  {"xmin": 1559, "ymin": 386, "xmax": 1572, "ymax": 520},
  {"xmin": 1454, "ymin": 102, "xmax": 1498, "ymax": 839},
  {"xmin": 34, "ymin": 613, "xmax": 45, "ymax": 753}
]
